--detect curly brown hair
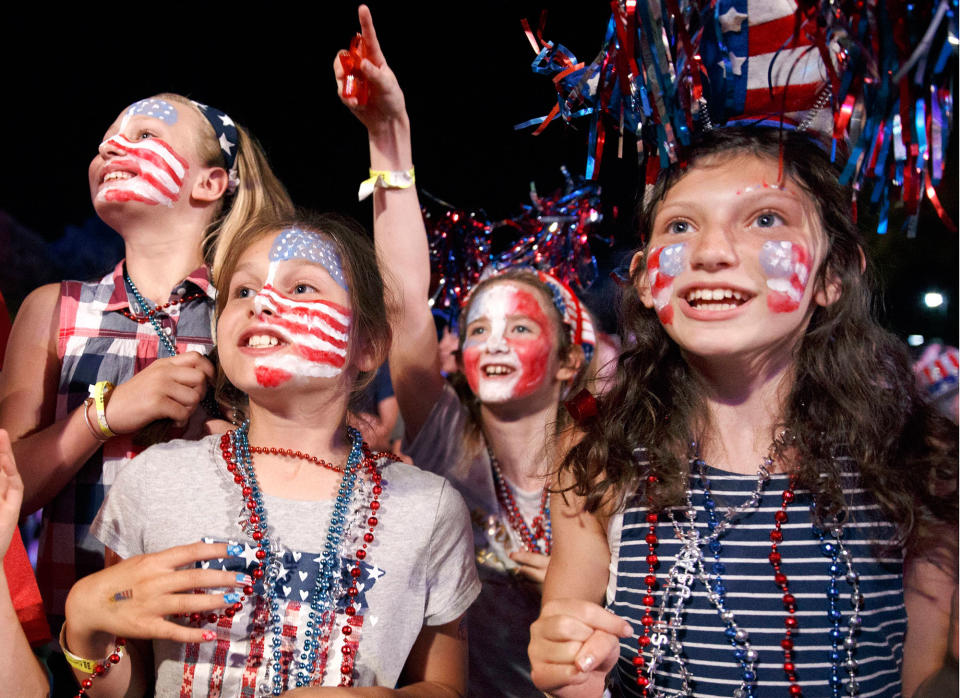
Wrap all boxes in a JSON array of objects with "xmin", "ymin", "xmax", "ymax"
[{"xmin": 564, "ymin": 127, "xmax": 957, "ymax": 558}]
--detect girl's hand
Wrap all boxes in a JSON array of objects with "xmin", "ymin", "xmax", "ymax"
[
  {"xmin": 528, "ymin": 599, "xmax": 632, "ymax": 691},
  {"xmin": 510, "ymin": 550, "xmax": 550, "ymax": 588},
  {"xmin": 0, "ymin": 429, "xmax": 23, "ymax": 559},
  {"xmin": 333, "ymin": 4, "xmax": 408, "ymax": 135},
  {"xmin": 105, "ymin": 352, "xmax": 215, "ymax": 434},
  {"xmin": 64, "ymin": 541, "xmax": 250, "ymax": 649}
]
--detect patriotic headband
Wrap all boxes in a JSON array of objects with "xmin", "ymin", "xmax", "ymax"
[
  {"xmin": 465, "ymin": 266, "xmax": 597, "ymax": 363},
  {"xmin": 191, "ymin": 101, "xmax": 240, "ymax": 193}
]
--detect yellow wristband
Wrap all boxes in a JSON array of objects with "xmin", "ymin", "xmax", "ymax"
[
  {"xmin": 59, "ymin": 623, "xmax": 124, "ymax": 674},
  {"xmin": 91, "ymin": 381, "xmax": 116, "ymax": 439},
  {"xmin": 81, "ymin": 398, "xmax": 109, "ymax": 443},
  {"xmin": 358, "ymin": 166, "xmax": 415, "ymax": 201}
]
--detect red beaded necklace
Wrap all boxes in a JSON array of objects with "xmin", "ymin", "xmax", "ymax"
[
  {"xmin": 633, "ymin": 473, "xmax": 659, "ymax": 695},
  {"xmin": 249, "ymin": 445, "xmax": 344, "ymax": 472},
  {"xmin": 487, "ymin": 447, "xmax": 551, "ymax": 555},
  {"xmin": 120, "ymin": 291, "xmax": 205, "ymax": 323},
  {"xmin": 770, "ymin": 476, "xmax": 801, "ymax": 695}
]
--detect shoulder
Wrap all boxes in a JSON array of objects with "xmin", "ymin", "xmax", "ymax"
[
  {"xmin": 115, "ymin": 435, "xmax": 220, "ymax": 491},
  {"xmin": 13, "ymin": 284, "xmax": 61, "ymax": 334},
  {"xmin": 379, "ymin": 458, "xmax": 469, "ymax": 517}
]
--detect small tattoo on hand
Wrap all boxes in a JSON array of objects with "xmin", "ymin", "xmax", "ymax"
[{"xmin": 110, "ymin": 589, "xmax": 134, "ymax": 602}]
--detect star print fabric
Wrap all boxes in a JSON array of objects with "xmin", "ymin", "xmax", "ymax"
[{"xmin": 91, "ymin": 435, "xmax": 480, "ymax": 694}]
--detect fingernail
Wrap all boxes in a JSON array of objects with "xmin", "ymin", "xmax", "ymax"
[
  {"xmin": 622, "ymin": 622, "xmax": 634, "ymax": 636},
  {"xmin": 226, "ymin": 544, "xmax": 243, "ymax": 556},
  {"xmin": 224, "ymin": 592, "xmax": 240, "ymax": 604},
  {"xmin": 201, "ymin": 630, "xmax": 217, "ymax": 641},
  {"xmin": 235, "ymin": 573, "xmax": 253, "ymax": 585},
  {"xmin": 577, "ymin": 655, "xmax": 595, "ymax": 672}
]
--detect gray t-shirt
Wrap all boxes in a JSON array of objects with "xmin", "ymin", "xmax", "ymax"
[
  {"xmin": 405, "ymin": 384, "xmax": 545, "ymax": 698},
  {"xmin": 92, "ymin": 434, "xmax": 480, "ymax": 696}
]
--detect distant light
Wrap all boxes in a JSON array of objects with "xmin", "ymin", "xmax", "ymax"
[
  {"xmin": 907, "ymin": 334, "xmax": 925, "ymax": 347},
  {"xmin": 548, "ymin": 222, "xmax": 559, "ymax": 233},
  {"xmin": 923, "ymin": 292, "xmax": 945, "ymax": 308}
]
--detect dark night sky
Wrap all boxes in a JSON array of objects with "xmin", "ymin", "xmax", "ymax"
[{"xmin": 1, "ymin": 2, "xmax": 955, "ymax": 342}]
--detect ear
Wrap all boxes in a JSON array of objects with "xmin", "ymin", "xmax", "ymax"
[
  {"xmin": 191, "ymin": 166, "xmax": 229, "ymax": 203},
  {"xmin": 555, "ymin": 344, "xmax": 585, "ymax": 383},
  {"xmin": 630, "ymin": 250, "xmax": 655, "ymax": 309},
  {"xmin": 352, "ymin": 327, "xmax": 389, "ymax": 374},
  {"xmin": 814, "ymin": 272, "xmax": 842, "ymax": 307}
]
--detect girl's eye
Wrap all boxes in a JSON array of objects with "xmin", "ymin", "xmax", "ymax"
[
  {"xmin": 755, "ymin": 212, "xmax": 783, "ymax": 228},
  {"xmin": 667, "ymin": 220, "xmax": 690, "ymax": 234},
  {"xmin": 138, "ymin": 131, "xmax": 155, "ymax": 140},
  {"xmin": 468, "ymin": 326, "xmax": 485, "ymax": 337},
  {"xmin": 235, "ymin": 286, "xmax": 254, "ymax": 299},
  {"xmin": 512, "ymin": 324, "xmax": 532, "ymax": 334},
  {"xmin": 294, "ymin": 283, "xmax": 317, "ymax": 294}
]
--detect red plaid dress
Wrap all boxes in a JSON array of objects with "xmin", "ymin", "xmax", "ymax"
[{"xmin": 37, "ymin": 260, "xmax": 216, "ymax": 629}]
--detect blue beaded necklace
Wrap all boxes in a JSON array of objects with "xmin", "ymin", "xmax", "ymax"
[
  {"xmin": 231, "ymin": 420, "xmax": 365, "ymax": 693},
  {"xmin": 125, "ymin": 271, "xmax": 178, "ymax": 356}
]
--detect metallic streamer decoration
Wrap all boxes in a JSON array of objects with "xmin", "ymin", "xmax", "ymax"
[
  {"xmin": 423, "ymin": 168, "xmax": 607, "ymax": 322},
  {"xmin": 517, "ymin": 0, "xmax": 957, "ymax": 236}
]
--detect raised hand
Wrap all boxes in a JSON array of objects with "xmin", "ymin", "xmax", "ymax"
[
  {"xmin": 333, "ymin": 4, "xmax": 408, "ymax": 135},
  {"xmin": 0, "ymin": 429, "xmax": 24, "ymax": 559},
  {"xmin": 104, "ymin": 352, "xmax": 215, "ymax": 434}
]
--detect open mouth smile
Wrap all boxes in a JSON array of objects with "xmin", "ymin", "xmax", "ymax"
[
  {"xmin": 683, "ymin": 287, "xmax": 754, "ymax": 312},
  {"xmin": 482, "ymin": 363, "xmax": 516, "ymax": 377}
]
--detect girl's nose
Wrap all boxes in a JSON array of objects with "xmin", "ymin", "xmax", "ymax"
[
  {"xmin": 485, "ymin": 332, "xmax": 509, "ymax": 353},
  {"xmin": 98, "ymin": 137, "xmax": 125, "ymax": 159},
  {"xmin": 253, "ymin": 289, "xmax": 273, "ymax": 317},
  {"xmin": 689, "ymin": 223, "xmax": 739, "ymax": 271}
]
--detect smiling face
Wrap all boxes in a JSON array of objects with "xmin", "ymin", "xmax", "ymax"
[
  {"xmin": 638, "ymin": 154, "xmax": 834, "ymax": 364},
  {"xmin": 460, "ymin": 281, "xmax": 560, "ymax": 404},
  {"xmin": 88, "ymin": 97, "xmax": 206, "ymax": 217},
  {"xmin": 218, "ymin": 229, "xmax": 357, "ymax": 394}
]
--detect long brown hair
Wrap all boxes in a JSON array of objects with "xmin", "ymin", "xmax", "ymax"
[{"xmin": 565, "ymin": 127, "xmax": 957, "ymax": 558}]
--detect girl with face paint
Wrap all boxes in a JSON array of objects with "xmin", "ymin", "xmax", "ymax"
[
  {"xmin": 529, "ymin": 128, "xmax": 957, "ymax": 697},
  {"xmin": 335, "ymin": 7, "xmax": 597, "ymax": 697},
  {"xmin": 0, "ymin": 94, "xmax": 293, "ymax": 645},
  {"xmin": 61, "ymin": 214, "xmax": 479, "ymax": 696}
]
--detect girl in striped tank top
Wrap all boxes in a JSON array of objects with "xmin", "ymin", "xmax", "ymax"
[{"xmin": 529, "ymin": 128, "xmax": 957, "ymax": 698}]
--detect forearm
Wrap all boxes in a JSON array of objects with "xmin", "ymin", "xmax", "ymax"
[
  {"xmin": 0, "ymin": 572, "xmax": 49, "ymax": 697},
  {"xmin": 15, "ymin": 402, "xmax": 104, "ymax": 514}
]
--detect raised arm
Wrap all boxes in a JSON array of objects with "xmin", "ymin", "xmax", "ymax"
[
  {"xmin": 0, "ymin": 284, "xmax": 214, "ymax": 513},
  {"xmin": 529, "ymin": 484, "xmax": 632, "ymax": 697},
  {"xmin": 334, "ymin": 5, "xmax": 446, "ymax": 441}
]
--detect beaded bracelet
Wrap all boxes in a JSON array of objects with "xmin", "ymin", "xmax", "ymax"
[
  {"xmin": 358, "ymin": 166, "xmax": 415, "ymax": 200},
  {"xmin": 58, "ymin": 623, "xmax": 126, "ymax": 674},
  {"xmin": 91, "ymin": 381, "xmax": 116, "ymax": 439},
  {"xmin": 81, "ymin": 399, "xmax": 109, "ymax": 443}
]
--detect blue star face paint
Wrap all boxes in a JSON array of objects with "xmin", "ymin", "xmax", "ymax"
[
  {"xmin": 267, "ymin": 228, "xmax": 348, "ymax": 291},
  {"xmin": 125, "ymin": 98, "xmax": 178, "ymax": 124}
]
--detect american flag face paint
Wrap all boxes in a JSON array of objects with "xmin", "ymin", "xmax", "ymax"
[
  {"xmin": 249, "ymin": 229, "xmax": 352, "ymax": 388},
  {"xmin": 462, "ymin": 283, "xmax": 554, "ymax": 404},
  {"xmin": 96, "ymin": 134, "xmax": 189, "ymax": 207},
  {"xmin": 646, "ymin": 242, "xmax": 687, "ymax": 324},
  {"xmin": 759, "ymin": 240, "xmax": 810, "ymax": 313},
  {"xmin": 251, "ymin": 285, "xmax": 351, "ymax": 388}
]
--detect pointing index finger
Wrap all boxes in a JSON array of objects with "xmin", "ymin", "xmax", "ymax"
[{"xmin": 358, "ymin": 4, "xmax": 386, "ymax": 67}]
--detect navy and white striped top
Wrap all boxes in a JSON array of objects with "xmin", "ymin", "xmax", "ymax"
[{"xmin": 606, "ymin": 465, "xmax": 906, "ymax": 697}]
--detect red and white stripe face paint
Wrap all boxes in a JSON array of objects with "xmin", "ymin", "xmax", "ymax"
[
  {"xmin": 251, "ymin": 284, "xmax": 352, "ymax": 388},
  {"xmin": 759, "ymin": 240, "xmax": 811, "ymax": 313},
  {"xmin": 96, "ymin": 134, "xmax": 189, "ymax": 207},
  {"xmin": 462, "ymin": 282, "xmax": 555, "ymax": 404},
  {"xmin": 646, "ymin": 242, "xmax": 687, "ymax": 324}
]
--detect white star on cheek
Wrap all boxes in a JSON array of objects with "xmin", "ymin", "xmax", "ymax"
[{"xmin": 718, "ymin": 6, "xmax": 748, "ymax": 33}]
